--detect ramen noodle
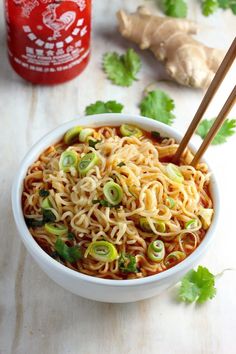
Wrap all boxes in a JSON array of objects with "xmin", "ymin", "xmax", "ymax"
[{"xmin": 22, "ymin": 125, "xmax": 213, "ymax": 280}]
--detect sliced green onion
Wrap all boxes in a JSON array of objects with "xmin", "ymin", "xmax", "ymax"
[
  {"xmin": 155, "ymin": 220, "xmax": 166, "ymax": 233},
  {"xmin": 166, "ymin": 163, "xmax": 184, "ymax": 183},
  {"xmin": 139, "ymin": 217, "xmax": 151, "ymax": 232},
  {"xmin": 45, "ymin": 223, "xmax": 68, "ymax": 236},
  {"xmin": 86, "ymin": 241, "xmax": 118, "ymax": 262},
  {"xmin": 140, "ymin": 217, "xmax": 166, "ymax": 233},
  {"xmin": 59, "ymin": 150, "xmax": 78, "ymax": 172},
  {"xmin": 185, "ymin": 219, "xmax": 198, "ymax": 229},
  {"xmin": 79, "ymin": 128, "xmax": 95, "ymax": 142},
  {"xmin": 41, "ymin": 197, "xmax": 52, "ymax": 209},
  {"xmin": 78, "ymin": 152, "xmax": 99, "ymax": 175},
  {"xmin": 120, "ymin": 124, "xmax": 143, "ymax": 138},
  {"xmin": 148, "ymin": 240, "xmax": 165, "ymax": 263},
  {"xmin": 164, "ymin": 251, "xmax": 186, "ymax": 267},
  {"xmin": 64, "ymin": 126, "xmax": 83, "ymax": 145},
  {"xmin": 198, "ymin": 208, "xmax": 213, "ymax": 230},
  {"xmin": 166, "ymin": 196, "xmax": 176, "ymax": 209},
  {"xmin": 103, "ymin": 181, "xmax": 123, "ymax": 206}
]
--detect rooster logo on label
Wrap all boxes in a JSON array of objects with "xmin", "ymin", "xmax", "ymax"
[{"xmin": 42, "ymin": 4, "xmax": 76, "ymax": 40}]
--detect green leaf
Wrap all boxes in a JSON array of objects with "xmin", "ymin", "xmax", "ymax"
[
  {"xmin": 139, "ymin": 90, "xmax": 175, "ymax": 125},
  {"xmin": 119, "ymin": 253, "xmax": 138, "ymax": 273},
  {"xmin": 25, "ymin": 217, "xmax": 44, "ymax": 227},
  {"xmin": 85, "ymin": 100, "xmax": 124, "ymax": 115},
  {"xmin": 218, "ymin": 0, "xmax": 236, "ymax": 14},
  {"xmin": 201, "ymin": 0, "xmax": 219, "ymax": 15},
  {"xmin": 39, "ymin": 189, "xmax": 49, "ymax": 197},
  {"xmin": 103, "ymin": 49, "xmax": 141, "ymax": 87},
  {"xmin": 88, "ymin": 139, "xmax": 102, "ymax": 149},
  {"xmin": 67, "ymin": 232, "xmax": 75, "ymax": 240},
  {"xmin": 25, "ymin": 208, "xmax": 56, "ymax": 228},
  {"xmin": 196, "ymin": 118, "xmax": 236, "ymax": 145},
  {"xmin": 162, "ymin": 0, "xmax": 187, "ymax": 18},
  {"xmin": 117, "ymin": 162, "xmax": 126, "ymax": 167},
  {"xmin": 42, "ymin": 209, "xmax": 56, "ymax": 223},
  {"xmin": 55, "ymin": 238, "xmax": 82, "ymax": 263},
  {"xmin": 179, "ymin": 266, "xmax": 216, "ymax": 303}
]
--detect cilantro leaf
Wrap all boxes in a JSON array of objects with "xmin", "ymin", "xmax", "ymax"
[
  {"xmin": 162, "ymin": 0, "xmax": 187, "ymax": 18},
  {"xmin": 202, "ymin": 0, "xmax": 219, "ymax": 16},
  {"xmin": 67, "ymin": 232, "xmax": 75, "ymax": 240},
  {"xmin": 55, "ymin": 238, "xmax": 82, "ymax": 263},
  {"xmin": 218, "ymin": 0, "xmax": 236, "ymax": 14},
  {"xmin": 103, "ymin": 49, "xmax": 141, "ymax": 87},
  {"xmin": 42, "ymin": 209, "xmax": 56, "ymax": 223},
  {"xmin": 117, "ymin": 162, "xmax": 126, "ymax": 167},
  {"xmin": 151, "ymin": 131, "xmax": 169, "ymax": 142},
  {"xmin": 88, "ymin": 139, "xmax": 102, "ymax": 149},
  {"xmin": 39, "ymin": 189, "xmax": 49, "ymax": 197},
  {"xmin": 85, "ymin": 100, "xmax": 124, "ymax": 115},
  {"xmin": 196, "ymin": 118, "xmax": 236, "ymax": 145},
  {"xmin": 139, "ymin": 90, "xmax": 175, "ymax": 125},
  {"xmin": 119, "ymin": 253, "xmax": 138, "ymax": 273},
  {"xmin": 179, "ymin": 266, "xmax": 216, "ymax": 303},
  {"xmin": 25, "ymin": 208, "xmax": 56, "ymax": 228}
]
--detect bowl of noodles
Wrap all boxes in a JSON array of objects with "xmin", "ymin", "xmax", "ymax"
[{"xmin": 12, "ymin": 114, "xmax": 219, "ymax": 303}]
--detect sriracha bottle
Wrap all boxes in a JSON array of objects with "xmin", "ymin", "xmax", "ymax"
[{"xmin": 5, "ymin": 0, "xmax": 91, "ymax": 84}]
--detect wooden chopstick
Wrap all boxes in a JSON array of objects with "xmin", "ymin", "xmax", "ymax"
[
  {"xmin": 191, "ymin": 85, "xmax": 236, "ymax": 166},
  {"xmin": 172, "ymin": 37, "xmax": 236, "ymax": 164}
]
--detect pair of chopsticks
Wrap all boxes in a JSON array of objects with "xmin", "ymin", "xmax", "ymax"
[{"xmin": 172, "ymin": 37, "xmax": 236, "ymax": 167}]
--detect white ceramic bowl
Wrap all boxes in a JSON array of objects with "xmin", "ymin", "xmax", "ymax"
[{"xmin": 12, "ymin": 114, "xmax": 219, "ymax": 303}]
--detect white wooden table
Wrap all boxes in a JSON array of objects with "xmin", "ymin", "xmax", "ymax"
[{"xmin": 0, "ymin": 1, "xmax": 236, "ymax": 353}]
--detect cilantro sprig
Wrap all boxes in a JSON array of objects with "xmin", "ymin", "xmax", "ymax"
[
  {"xmin": 103, "ymin": 48, "xmax": 141, "ymax": 87},
  {"xmin": 196, "ymin": 118, "xmax": 236, "ymax": 145},
  {"xmin": 85, "ymin": 100, "xmax": 124, "ymax": 115},
  {"xmin": 55, "ymin": 238, "xmax": 82, "ymax": 263},
  {"xmin": 202, "ymin": 0, "xmax": 236, "ymax": 15},
  {"xmin": 178, "ymin": 266, "xmax": 216, "ymax": 304},
  {"xmin": 139, "ymin": 90, "xmax": 176, "ymax": 125},
  {"xmin": 202, "ymin": 0, "xmax": 219, "ymax": 16},
  {"xmin": 162, "ymin": 0, "xmax": 187, "ymax": 18}
]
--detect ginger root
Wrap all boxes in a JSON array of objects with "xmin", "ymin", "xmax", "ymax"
[{"xmin": 117, "ymin": 6, "xmax": 224, "ymax": 89}]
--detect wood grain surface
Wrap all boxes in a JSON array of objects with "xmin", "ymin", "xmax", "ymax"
[{"xmin": 0, "ymin": 1, "xmax": 235, "ymax": 353}]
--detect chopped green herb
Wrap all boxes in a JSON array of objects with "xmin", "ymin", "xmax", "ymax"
[
  {"xmin": 39, "ymin": 189, "xmax": 49, "ymax": 197},
  {"xmin": 201, "ymin": 0, "xmax": 219, "ymax": 16},
  {"xmin": 25, "ymin": 208, "xmax": 56, "ymax": 228},
  {"xmin": 25, "ymin": 218, "xmax": 44, "ymax": 227},
  {"xmin": 201, "ymin": 0, "xmax": 236, "ymax": 15},
  {"xmin": 88, "ymin": 139, "xmax": 102, "ymax": 149},
  {"xmin": 151, "ymin": 131, "xmax": 168, "ymax": 142},
  {"xmin": 55, "ymin": 238, "xmax": 82, "ymax": 263},
  {"xmin": 179, "ymin": 266, "xmax": 216, "ymax": 303},
  {"xmin": 196, "ymin": 118, "xmax": 236, "ymax": 145},
  {"xmin": 68, "ymin": 232, "xmax": 75, "ymax": 240},
  {"xmin": 117, "ymin": 162, "xmax": 126, "ymax": 167},
  {"xmin": 42, "ymin": 209, "xmax": 56, "ymax": 223},
  {"xmin": 85, "ymin": 100, "xmax": 124, "ymax": 115},
  {"xmin": 162, "ymin": 0, "xmax": 187, "ymax": 18},
  {"xmin": 139, "ymin": 90, "xmax": 175, "ymax": 126},
  {"xmin": 119, "ymin": 253, "xmax": 138, "ymax": 273},
  {"xmin": 103, "ymin": 48, "xmax": 141, "ymax": 87}
]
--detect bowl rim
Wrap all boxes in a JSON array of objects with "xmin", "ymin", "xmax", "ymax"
[{"xmin": 11, "ymin": 113, "xmax": 220, "ymax": 287}]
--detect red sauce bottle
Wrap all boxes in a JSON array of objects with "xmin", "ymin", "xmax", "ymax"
[{"xmin": 5, "ymin": 0, "xmax": 91, "ymax": 84}]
